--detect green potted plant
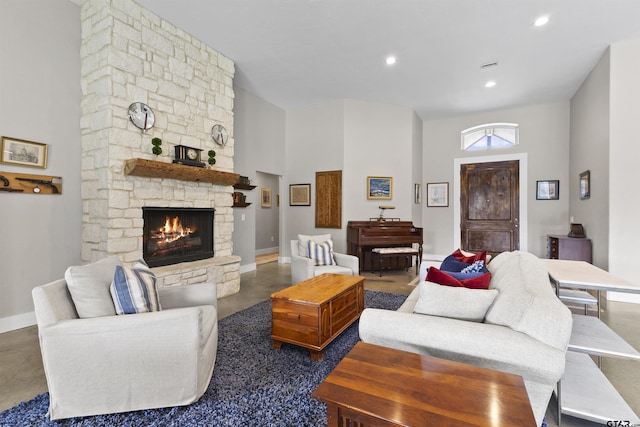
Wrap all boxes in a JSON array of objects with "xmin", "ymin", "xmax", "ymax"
[{"xmin": 151, "ymin": 137, "xmax": 162, "ymax": 155}]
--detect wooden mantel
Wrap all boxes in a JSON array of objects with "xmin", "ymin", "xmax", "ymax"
[{"xmin": 123, "ymin": 158, "xmax": 239, "ymax": 186}]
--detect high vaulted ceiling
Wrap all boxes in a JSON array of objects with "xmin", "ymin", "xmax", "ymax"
[{"xmin": 134, "ymin": 0, "xmax": 640, "ymax": 120}]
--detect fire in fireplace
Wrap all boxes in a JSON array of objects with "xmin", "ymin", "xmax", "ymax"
[{"xmin": 142, "ymin": 207, "xmax": 214, "ymax": 267}]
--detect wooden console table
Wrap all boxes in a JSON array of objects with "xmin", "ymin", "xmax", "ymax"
[{"xmin": 546, "ymin": 259, "xmax": 640, "ymax": 425}]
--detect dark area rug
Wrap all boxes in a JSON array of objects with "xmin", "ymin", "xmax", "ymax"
[{"xmin": 0, "ymin": 291, "xmax": 406, "ymax": 427}]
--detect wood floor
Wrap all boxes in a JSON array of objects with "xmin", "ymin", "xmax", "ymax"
[{"xmin": 255, "ymin": 252, "xmax": 278, "ymax": 265}]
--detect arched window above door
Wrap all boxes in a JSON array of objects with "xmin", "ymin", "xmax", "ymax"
[{"xmin": 461, "ymin": 123, "xmax": 519, "ymax": 151}]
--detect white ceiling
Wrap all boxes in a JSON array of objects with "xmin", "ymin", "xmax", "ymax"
[{"xmin": 131, "ymin": 0, "xmax": 640, "ymax": 120}]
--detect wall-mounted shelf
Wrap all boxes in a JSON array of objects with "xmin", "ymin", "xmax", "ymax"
[
  {"xmin": 233, "ymin": 183, "xmax": 256, "ymax": 190},
  {"xmin": 232, "ymin": 177, "xmax": 256, "ymax": 207},
  {"xmin": 123, "ymin": 158, "xmax": 239, "ymax": 186},
  {"xmin": 0, "ymin": 171, "xmax": 62, "ymax": 195}
]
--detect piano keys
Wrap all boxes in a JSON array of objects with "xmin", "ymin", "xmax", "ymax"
[{"xmin": 347, "ymin": 220, "xmax": 423, "ymax": 272}]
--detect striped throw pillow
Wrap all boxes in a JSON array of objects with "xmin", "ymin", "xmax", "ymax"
[
  {"xmin": 110, "ymin": 259, "xmax": 161, "ymax": 315},
  {"xmin": 308, "ymin": 239, "xmax": 336, "ymax": 266}
]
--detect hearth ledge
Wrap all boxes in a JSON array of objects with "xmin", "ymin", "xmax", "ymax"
[{"xmin": 151, "ymin": 255, "xmax": 241, "ymax": 298}]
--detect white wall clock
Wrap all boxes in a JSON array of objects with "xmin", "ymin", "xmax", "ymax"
[
  {"xmin": 211, "ymin": 124, "xmax": 228, "ymax": 147},
  {"xmin": 128, "ymin": 102, "xmax": 155, "ymax": 132}
]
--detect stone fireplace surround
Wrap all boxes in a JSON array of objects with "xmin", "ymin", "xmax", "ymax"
[{"xmin": 79, "ymin": 0, "xmax": 240, "ymax": 298}]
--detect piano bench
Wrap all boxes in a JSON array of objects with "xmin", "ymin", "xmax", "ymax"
[{"xmin": 372, "ymin": 247, "xmax": 420, "ymax": 277}]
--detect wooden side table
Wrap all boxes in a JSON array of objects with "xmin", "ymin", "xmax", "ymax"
[{"xmin": 547, "ymin": 234, "xmax": 592, "ymax": 263}]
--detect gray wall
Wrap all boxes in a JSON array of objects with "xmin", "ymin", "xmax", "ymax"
[
  {"xmin": 608, "ymin": 40, "xmax": 640, "ymax": 303},
  {"xmin": 422, "ymin": 102, "xmax": 571, "ymax": 258},
  {"xmin": 569, "ymin": 40, "xmax": 640, "ymax": 304},
  {"xmin": 232, "ymin": 87, "xmax": 285, "ymax": 271},
  {"xmin": 284, "ymin": 101, "xmax": 346, "ymax": 252},
  {"xmin": 0, "ymin": 0, "xmax": 82, "ymax": 331},
  {"xmin": 570, "ymin": 49, "xmax": 610, "ymax": 270},
  {"xmin": 281, "ymin": 99, "xmax": 420, "ymax": 255}
]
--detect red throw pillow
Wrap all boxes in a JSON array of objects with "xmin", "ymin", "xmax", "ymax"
[
  {"xmin": 426, "ymin": 267, "xmax": 492, "ymax": 290},
  {"xmin": 452, "ymin": 249, "xmax": 487, "ymax": 264}
]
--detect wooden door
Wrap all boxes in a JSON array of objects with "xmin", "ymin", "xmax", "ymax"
[
  {"xmin": 315, "ymin": 170, "xmax": 342, "ymax": 228},
  {"xmin": 460, "ymin": 160, "xmax": 519, "ymax": 256}
]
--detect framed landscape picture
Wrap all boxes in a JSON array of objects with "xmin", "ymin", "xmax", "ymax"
[
  {"xmin": 536, "ymin": 180, "xmax": 559, "ymax": 200},
  {"xmin": 426, "ymin": 182, "xmax": 449, "ymax": 207},
  {"xmin": 367, "ymin": 176, "xmax": 392, "ymax": 200},
  {"xmin": 289, "ymin": 183, "xmax": 311, "ymax": 206}
]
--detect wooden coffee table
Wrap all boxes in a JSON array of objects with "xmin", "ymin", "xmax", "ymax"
[
  {"xmin": 312, "ymin": 342, "xmax": 536, "ymax": 426},
  {"xmin": 271, "ymin": 273, "xmax": 365, "ymax": 360}
]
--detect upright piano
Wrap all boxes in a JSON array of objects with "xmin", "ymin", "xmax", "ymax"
[{"xmin": 347, "ymin": 220, "xmax": 423, "ymax": 272}]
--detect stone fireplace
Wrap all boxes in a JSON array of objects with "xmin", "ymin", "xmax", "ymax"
[{"xmin": 79, "ymin": 0, "xmax": 240, "ymax": 297}]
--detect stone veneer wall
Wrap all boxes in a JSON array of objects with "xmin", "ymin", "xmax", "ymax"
[{"xmin": 80, "ymin": 0, "xmax": 240, "ymax": 297}]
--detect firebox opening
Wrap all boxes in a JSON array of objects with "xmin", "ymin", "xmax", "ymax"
[{"xmin": 142, "ymin": 207, "xmax": 214, "ymax": 267}]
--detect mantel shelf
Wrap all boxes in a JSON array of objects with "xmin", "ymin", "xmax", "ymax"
[{"xmin": 123, "ymin": 158, "xmax": 239, "ymax": 186}]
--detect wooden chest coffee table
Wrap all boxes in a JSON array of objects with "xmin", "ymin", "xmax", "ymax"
[
  {"xmin": 271, "ymin": 273, "xmax": 365, "ymax": 360},
  {"xmin": 313, "ymin": 342, "xmax": 536, "ymax": 426}
]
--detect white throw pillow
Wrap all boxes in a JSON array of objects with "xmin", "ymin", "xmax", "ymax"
[
  {"xmin": 413, "ymin": 281, "xmax": 499, "ymax": 322},
  {"xmin": 110, "ymin": 259, "xmax": 161, "ymax": 315},
  {"xmin": 297, "ymin": 234, "xmax": 332, "ymax": 258},
  {"xmin": 308, "ymin": 239, "xmax": 336, "ymax": 266},
  {"xmin": 65, "ymin": 255, "xmax": 121, "ymax": 318}
]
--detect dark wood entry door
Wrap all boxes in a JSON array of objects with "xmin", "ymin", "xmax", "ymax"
[{"xmin": 460, "ymin": 160, "xmax": 519, "ymax": 256}]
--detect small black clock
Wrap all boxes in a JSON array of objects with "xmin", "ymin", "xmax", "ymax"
[{"xmin": 173, "ymin": 145, "xmax": 205, "ymax": 167}]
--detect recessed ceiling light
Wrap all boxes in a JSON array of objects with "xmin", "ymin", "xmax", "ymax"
[
  {"xmin": 385, "ymin": 56, "xmax": 396, "ymax": 65},
  {"xmin": 485, "ymin": 81, "xmax": 496, "ymax": 88},
  {"xmin": 534, "ymin": 16, "xmax": 549, "ymax": 27}
]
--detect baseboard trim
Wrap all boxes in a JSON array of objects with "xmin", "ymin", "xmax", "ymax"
[
  {"xmin": 0, "ymin": 311, "xmax": 36, "ymax": 333},
  {"xmin": 240, "ymin": 263, "xmax": 257, "ymax": 274}
]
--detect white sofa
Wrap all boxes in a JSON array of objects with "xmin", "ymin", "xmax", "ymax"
[
  {"xmin": 359, "ymin": 251, "xmax": 572, "ymax": 426},
  {"xmin": 32, "ymin": 257, "xmax": 218, "ymax": 420}
]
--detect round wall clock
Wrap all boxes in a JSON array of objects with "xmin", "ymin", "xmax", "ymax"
[
  {"xmin": 211, "ymin": 124, "xmax": 228, "ymax": 147},
  {"xmin": 128, "ymin": 102, "xmax": 155, "ymax": 131}
]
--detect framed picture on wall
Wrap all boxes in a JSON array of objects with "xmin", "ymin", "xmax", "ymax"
[
  {"xmin": 579, "ymin": 170, "xmax": 590, "ymax": 200},
  {"xmin": 261, "ymin": 188, "xmax": 272, "ymax": 207},
  {"xmin": 426, "ymin": 182, "xmax": 449, "ymax": 207},
  {"xmin": 289, "ymin": 183, "xmax": 311, "ymax": 206},
  {"xmin": 536, "ymin": 180, "xmax": 559, "ymax": 200},
  {"xmin": 367, "ymin": 176, "xmax": 392, "ymax": 200},
  {"xmin": 0, "ymin": 136, "xmax": 48, "ymax": 168}
]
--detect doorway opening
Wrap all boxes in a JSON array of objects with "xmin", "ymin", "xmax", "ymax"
[{"xmin": 255, "ymin": 171, "xmax": 281, "ymax": 263}]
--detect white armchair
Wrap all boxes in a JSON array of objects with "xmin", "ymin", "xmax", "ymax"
[
  {"xmin": 32, "ymin": 268, "xmax": 218, "ymax": 420},
  {"xmin": 290, "ymin": 235, "xmax": 359, "ymax": 284}
]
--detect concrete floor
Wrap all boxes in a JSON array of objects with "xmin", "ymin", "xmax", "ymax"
[{"xmin": 1, "ymin": 261, "xmax": 638, "ymax": 426}]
